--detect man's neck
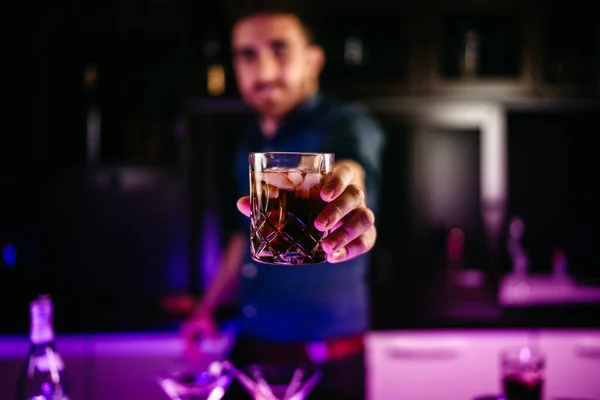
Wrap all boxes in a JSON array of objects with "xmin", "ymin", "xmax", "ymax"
[
  {"xmin": 258, "ymin": 88, "xmax": 319, "ymax": 139},
  {"xmin": 259, "ymin": 117, "xmax": 279, "ymax": 139}
]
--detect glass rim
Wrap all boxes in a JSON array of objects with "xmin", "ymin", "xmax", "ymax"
[
  {"xmin": 249, "ymin": 151, "xmax": 334, "ymax": 157},
  {"xmin": 500, "ymin": 345, "xmax": 545, "ymax": 361}
]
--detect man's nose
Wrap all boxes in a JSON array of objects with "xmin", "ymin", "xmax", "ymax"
[{"xmin": 256, "ymin": 53, "xmax": 278, "ymax": 81}]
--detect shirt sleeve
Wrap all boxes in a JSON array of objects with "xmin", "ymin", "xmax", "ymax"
[
  {"xmin": 320, "ymin": 104, "xmax": 387, "ymax": 217},
  {"xmin": 231, "ymin": 146, "xmax": 251, "ymax": 234}
]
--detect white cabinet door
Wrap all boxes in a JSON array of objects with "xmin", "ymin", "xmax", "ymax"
[
  {"xmin": 539, "ymin": 329, "xmax": 600, "ymax": 400},
  {"xmin": 366, "ymin": 330, "xmax": 533, "ymax": 400}
]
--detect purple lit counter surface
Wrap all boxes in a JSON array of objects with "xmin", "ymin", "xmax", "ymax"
[
  {"xmin": 365, "ymin": 329, "xmax": 600, "ymax": 400},
  {"xmin": 1, "ymin": 330, "xmax": 599, "ymax": 400}
]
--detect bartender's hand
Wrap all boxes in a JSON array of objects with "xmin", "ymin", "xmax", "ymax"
[
  {"xmin": 236, "ymin": 159, "xmax": 376, "ymax": 263},
  {"xmin": 181, "ymin": 309, "xmax": 219, "ymax": 361}
]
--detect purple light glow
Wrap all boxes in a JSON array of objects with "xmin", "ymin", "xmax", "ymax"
[
  {"xmin": 447, "ymin": 228, "xmax": 465, "ymax": 261},
  {"xmin": 0, "ymin": 330, "xmax": 599, "ymax": 400}
]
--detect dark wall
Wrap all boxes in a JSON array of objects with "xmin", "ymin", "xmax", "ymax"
[{"xmin": 507, "ymin": 108, "xmax": 600, "ymax": 283}]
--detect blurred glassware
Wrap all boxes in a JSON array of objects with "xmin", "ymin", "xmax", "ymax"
[
  {"xmin": 224, "ymin": 361, "xmax": 322, "ymax": 400},
  {"xmin": 156, "ymin": 360, "xmax": 233, "ymax": 400}
]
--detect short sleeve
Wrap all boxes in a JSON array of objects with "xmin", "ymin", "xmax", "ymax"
[{"xmin": 320, "ymin": 105, "xmax": 387, "ymax": 216}]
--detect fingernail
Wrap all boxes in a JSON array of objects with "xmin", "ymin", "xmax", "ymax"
[
  {"xmin": 332, "ymin": 250, "xmax": 343, "ymax": 260},
  {"xmin": 316, "ymin": 216, "xmax": 329, "ymax": 229},
  {"xmin": 325, "ymin": 239, "xmax": 338, "ymax": 252},
  {"xmin": 322, "ymin": 186, "xmax": 334, "ymax": 199}
]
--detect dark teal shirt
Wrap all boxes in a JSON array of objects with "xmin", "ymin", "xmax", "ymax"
[{"xmin": 233, "ymin": 93, "xmax": 386, "ymax": 343}]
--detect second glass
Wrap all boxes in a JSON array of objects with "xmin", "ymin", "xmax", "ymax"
[
  {"xmin": 249, "ymin": 152, "xmax": 334, "ymax": 265},
  {"xmin": 500, "ymin": 346, "xmax": 545, "ymax": 400}
]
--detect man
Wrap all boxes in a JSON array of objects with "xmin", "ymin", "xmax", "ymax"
[{"xmin": 182, "ymin": 1, "xmax": 386, "ymax": 398}]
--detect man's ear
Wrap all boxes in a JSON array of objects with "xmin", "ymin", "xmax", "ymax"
[{"xmin": 307, "ymin": 44, "xmax": 325, "ymax": 76}]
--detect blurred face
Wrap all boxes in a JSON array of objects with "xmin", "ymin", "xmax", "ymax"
[{"xmin": 232, "ymin": 13, "xmax": 324, "ymax": 118}]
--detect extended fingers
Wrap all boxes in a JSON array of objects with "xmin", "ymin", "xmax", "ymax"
[
  {"xmin": 315, "ymin": 184, "xmax": 366, "ymax": 231},
  {"xmin": 322, "ymin": 207, "xmax": 375, "ymax": 253},
  {"xmin": 327, "ymin": 225, "xmax": 377, "ymax": 263}
]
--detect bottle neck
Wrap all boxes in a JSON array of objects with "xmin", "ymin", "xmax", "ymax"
[
  {"xmin": 30, "ymin": 342, "xmax": 56, "ymax": 359},
  {"xmin": 30, "ymin": 320, "xmax": 55, "ymax": 345}
]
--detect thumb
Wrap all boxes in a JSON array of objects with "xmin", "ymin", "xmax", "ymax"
[{"xmin": 237, "ymin": 196, "xmax": 250, "ymax": 217}]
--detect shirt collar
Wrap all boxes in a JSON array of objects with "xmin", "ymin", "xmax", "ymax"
[{"xmin": 248, "ymin": 91, "xmax": 324, "ymax": 145}]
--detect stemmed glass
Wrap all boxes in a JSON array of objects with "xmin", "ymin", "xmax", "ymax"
[
  {"xmin": 156, "ymin": 361, "xmax": 233, "ymax": 400},
  {"xmin": 223, "ymin": 361, "xmax": 322, "ymax": 400}
]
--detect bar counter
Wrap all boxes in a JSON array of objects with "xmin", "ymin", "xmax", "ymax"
[{"xmin": 1, "ymin": 329, "xmax": 599, "ymax": 399}]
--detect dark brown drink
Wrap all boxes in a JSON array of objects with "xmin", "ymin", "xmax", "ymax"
[
  {"xmin": 250, "ymin": 169, "xmax": 328, "ymax": 265},
  {"xmin": 500, "ymin": 346, "xmax": 545, "ymax": 400},
  {"xmin": 503, "ymin": 374, "xmax": 543, "ymax": 400}
]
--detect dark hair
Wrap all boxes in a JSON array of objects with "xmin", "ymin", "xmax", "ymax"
[{"xmin": 224, "ymin": 0, "xmax": 319, "ymax": 44}]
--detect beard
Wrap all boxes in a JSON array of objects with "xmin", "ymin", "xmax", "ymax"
[
  {"xmin": 248, "ymin": 87, "xmax": 295, "ymax": 117},
  {"xmin": 242, "ymin": 78, "xmax": 315, "ymax": 117}
]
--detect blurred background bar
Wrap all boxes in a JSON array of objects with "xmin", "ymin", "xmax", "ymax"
[
  {"xmin": 1, "ymin": 0, "xmax": 600, "ymax": 397},
  {"xmin": 2, "ymin": 0, "xmax": 600, "ymax": 330}
]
